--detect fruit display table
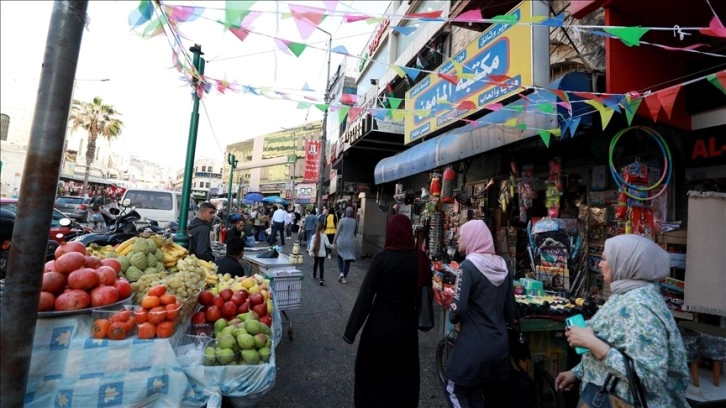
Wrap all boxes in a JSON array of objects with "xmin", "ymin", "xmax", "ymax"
[
  {"xmin": 242, "ymin": 253, "xmax": 295, "ymax": 275},
  {"xmin": 24, "ymin": 299, "xmax": 284, "ymax": 407}
]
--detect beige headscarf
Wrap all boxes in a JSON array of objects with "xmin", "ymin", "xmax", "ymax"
[{"xmin": 604, "ymin": 234, "xmax": 669, "ymax": 294}]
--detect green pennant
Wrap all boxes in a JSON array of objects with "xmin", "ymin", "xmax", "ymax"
[
  {"xmin": 537, "ymin": 130, "xmax": 551, "ymax": 148},
  {"xmin": 516, "ymin": 123, "xmax": 527, "ymax": 131},
  {"xmin": 337, "ymin": 108, "xmax": 349, "ymax": 124},
  {"xmin": 225, "ymin": 1, "xmax": 256, "ymax": 28},
  {"xmin": 286, "ymin": 42, "xmax": 307, "ymax": 57},
  {"xmin": 296, "ymin": 102, "xmax": 313, "ymax": 109},
  {"xmin": 625, "ymin": 98, "xmax": 643, "ymax": 125},
  {"xmin": 509, "ymin": 105, "xmax": 525, "ymax": 112},
  {"xmin": 707, "ymin": 74, "xmax": 726, "ymax": 95},
  {"xmin": 388, "ymin": 97, "xmax": 403, "ymax": 110},
  {"xmin": 490, "ymin": 14, "xmax": 518, "ymax": 25},
  {"xmin": 315, "ymin": 103, "xmax": 329, "ymax": 112},
  {"xmin": 603, "ymin": 26, "xmax": 649, "ymax": 47},
  {"xmin": 142, "ymin": 18, "xmax": 162, "ymax": 38},
  {"xmin": 535, "ymin": 103, "xmax": 554, "ymax": 114}
]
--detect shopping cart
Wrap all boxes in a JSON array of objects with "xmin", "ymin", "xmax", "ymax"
[{"xmin": 265, "ymin": 269, "xmax": 303, "ymax": 340}]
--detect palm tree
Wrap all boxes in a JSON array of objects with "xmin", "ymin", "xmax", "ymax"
[{"xmin": 68, "ymin": 97, "xmax": 123, "ymax": 195}]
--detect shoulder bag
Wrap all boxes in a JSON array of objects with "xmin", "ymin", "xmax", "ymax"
[{"xmin": 577, "ymin": 352, "xmax": 648, "ymax": 408}]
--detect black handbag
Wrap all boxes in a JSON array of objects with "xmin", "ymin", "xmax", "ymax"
[
  {"xmin": 257, "ymin": 248, "xmax": 279, "ymax": 258},
  {"xmin": 418, "ymin": 285, "xmax": 434, "ymax": 332},
  {"xmin": 578, "ymin": 352, "xmax": 648, "ymax": 408}
]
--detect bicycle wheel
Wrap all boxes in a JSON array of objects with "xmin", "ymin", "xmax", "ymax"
[
  {"xmin": 533, "ymin": 365, "xmax": 565, "ymax": 408},
  {"xmin": 435, "ymin": 337, "xmax": 456, "ymax": 386}
]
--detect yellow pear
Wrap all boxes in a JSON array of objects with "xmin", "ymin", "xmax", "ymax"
[
  {"xmin": 261, "ymin": 290, "xmax": 268, "ymax": 302},
  {"xmin": 267, "ymin": 299, "xmax": 273, "ymax": 314},
  {"xmin": 248, "ymin": 285, "xmax": 260, "ymax": 294}
]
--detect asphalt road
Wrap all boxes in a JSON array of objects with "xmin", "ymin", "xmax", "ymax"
[{"xmin": 252, "ymin": 238, "xmax": 450, "ymax": 408}]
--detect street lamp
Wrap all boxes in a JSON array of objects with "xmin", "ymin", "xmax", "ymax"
[
  {"xmin": 226, "ymin": 153, "xmax": 238, "ymax": 227},
  {"xmin": 315, "ymin": 27, "xmax": 332, "ymax": 214}
]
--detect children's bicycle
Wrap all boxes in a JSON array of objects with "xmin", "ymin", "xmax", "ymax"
[{"xmin": 434, "ymin": 309, "xmax": 565, "ymax": 408}]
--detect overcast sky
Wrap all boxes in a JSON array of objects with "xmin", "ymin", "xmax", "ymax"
[{"xmin": 0, "ymin": 1, "xmax": 388, "ymax": 170}]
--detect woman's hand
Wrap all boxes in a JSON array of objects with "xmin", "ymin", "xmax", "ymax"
[
  {"xmin": 555, "ymin": 371, "xmax": 578, "ymax": 391},
  {"xmin": 565, "ymin": 326, "xmax": 611, "ymax": 360}
]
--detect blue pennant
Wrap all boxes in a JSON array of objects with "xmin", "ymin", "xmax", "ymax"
[
  {"xmin": 391, "ymin": 26, "xmax": 417, "ymax": 36},
  {"xmin": 568, "ymin": 116, "xmax": 582, "ymax": 138},
  {"xmin": 602, "ymin": 95, "xmax": 622, "ymax": 113},
  {"xmin": 540, "ymin": 13, "xmax": 565, "ymax": 28},
  {"xmin": 402, "ymin": 67, "xmax": 421, "ymax": 81},
  {"xmin": 331, "ymin": 45, "xmax": 350, "ymax": 55}
]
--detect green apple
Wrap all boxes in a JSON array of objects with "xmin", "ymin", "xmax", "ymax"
[
  {"xmin": 241, "ymin": 349, "xmax": 260, "ymax": 365},
  {"xmin": 203, "ymin": 346, "xmax": 216, "ymax": 365},
  {"xmin": 214, "ymin": 318, "xmax": 227, "ymax": 333}
]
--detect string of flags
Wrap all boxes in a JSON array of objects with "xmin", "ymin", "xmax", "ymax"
[{"xmin": 132, "ymin": 0, "xmax": 726, "ymax": 148}]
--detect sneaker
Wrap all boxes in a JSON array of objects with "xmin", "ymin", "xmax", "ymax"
[
  {"xmin": 327, "ymin": 254, "xmax": 332, "ymax": 259},
  {"xmin": 319, "ymin": 280, "xmax": 324, "ymax": 286},
  {"xmin": 338, "ymin": 273, "xmax": 344, "ymax": 282},
  {"xmin": 311, "ymin": 273, "xmax": 316, "ymax": 279},
  {"xmin": 341, "ymin": 278, "xmax": 348, "ymax": 284}
]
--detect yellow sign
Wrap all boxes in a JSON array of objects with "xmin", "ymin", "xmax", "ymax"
[{"xmin": 405, "ymin": 1, "xmax": 540, "ymax": 144}]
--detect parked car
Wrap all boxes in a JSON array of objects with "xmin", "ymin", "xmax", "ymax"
[
  {"xmin": 54, "ymin": 196, "xmax": 92, "ymax": 223},
  {"xmin": 121, "ymin": 189, "xmax": 198, "ymax": 227},
  {"xmin": 0, "ymin": 198, "xmax": 90, "ymax": 244}
]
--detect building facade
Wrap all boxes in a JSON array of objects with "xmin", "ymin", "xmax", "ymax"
[{"xmin": 172, "ymin": 157, "xmax": 224, "ymax": 201}]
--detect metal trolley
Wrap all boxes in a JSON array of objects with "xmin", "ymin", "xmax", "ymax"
[{"xmin": 265, "ymin": 268, "xmax": 303, "ymax": 340}]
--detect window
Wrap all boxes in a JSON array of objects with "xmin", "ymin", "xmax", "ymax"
[
  {"xmin": 206, "ymin": 182, "xmax": 211, "ymax": 188},
  {"xmin": 124, "ymin": 191, "xmax": 174, "ymax": 210}
]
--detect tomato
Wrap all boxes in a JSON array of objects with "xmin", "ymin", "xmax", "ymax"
[
  {"xmin": 137, "ymin": 322, "xmax": 156, "ymax": 339},
  {"xmin": 141, "ymin": 296, "xmax": 161, "ymax": 309},
  {"xmin": 147, "ymin": 285, "xmax": 166, "ymax": 297},
  {"xmin": 107, "ymin": 322, "xmax": 127, "ymax": 340},
  {"xmin": 165, "ymin": 302, "xmax": 181, "ymax": 321},
  {"xmin": 93, "ymin": 319, "xmax": 111, "ymax": 339},
  {"xmin": 134, "ymin": 308, "xmax": 148, "ymax": 323},
  {"xmin": 148, "ymin": 306, "xmax": 167, "ymax": 325},
  {"xmin": 109, "ymin": 309, "xmax": 131, "ymax": 323},
  {"xmin": 156, "ymin": 321, "xmax": 174, "ymax": 338},
  {"xmin": 159, "ymin": 294, "xmax": 177, "ymax": 306},
  {"xmin": 124, "ymin": 316, "xmax": 137, "ymax": 333}
]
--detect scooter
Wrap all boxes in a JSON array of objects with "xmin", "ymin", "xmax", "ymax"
[
  {"xmin": 0, "ymin": 208, "xmax": 65, "ymax": 279},
  {"xmin": 73, "ymin": 199, "xmax": 143, "ymax": 247}
]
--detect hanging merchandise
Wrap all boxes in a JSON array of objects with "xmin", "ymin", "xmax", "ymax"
[
  {"xmin": 428, "ymin": 212, "xmax": 444, "ymax": 255},
  {"xmin": 499, "ymin": 179, "xmax": 512, "ymax": 213},
  {"xmin": 441, "ymin": 166, "xmax": 456, "ymax": 203},
  {"xmin": 430, "ymin": 175, "xmax": 441, "ymax": 199},
  {"xmin": 546, "ymin": 157, "xmax": 563, "ymax": 218},
  {"xmin": 519, "ymin": 165, "xmax": 537, "ymax": 223}
]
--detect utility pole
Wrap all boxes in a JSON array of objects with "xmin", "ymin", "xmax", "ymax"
[
  {"xmin": 174, "ymin": 44, "xmax": 205, "ymax": 248},
  {"xmin": 1, "ymin": 1, "xmax": 88, "ymax": 404},
  {"xmin": 315, "ymin": 28, "xmax": 332, "ymax": 214},
  {"xmin": 226, "ymin": 153, "xmax": 238, "ymax": 227}
]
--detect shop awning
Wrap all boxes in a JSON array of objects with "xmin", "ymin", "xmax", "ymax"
[
  {"xmin": 59, "ymin": 172, "xmax": 113, "ymax": 186},
  {"xmin": 374, "ymin": 72, "xmax": 592, "ymax": 184}
]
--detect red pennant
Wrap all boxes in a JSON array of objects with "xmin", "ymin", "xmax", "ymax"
[
  {"xmin": 438, "ymin": 73, "xmax": 459, "ymax": 85},
  {"xmin": 716, "ymin": 71, "xmax": 726, "ymax": 89},
  {"xmin": 229, "ymin": 27, "xmax": 250, "ymax": 42},
  {"xmin": 700, "ymin": 16, "xmax": 726, "ymax": 38},
  {"xmin": 643, "ymin": 93, "xmax": 663, "ymax": 121},
  {"xmin": 656, "ymin": 85, "xmax": 681, "ymax": 119},
  {"xmin": 347, "ymin": 107, "xmax": 363, "ymax": 123},
  {"xmin": 457, "ymin": 101, "xmax": 476, "ymax": 110},
  {"xmin": 549, "ymin": 89, "xmax": 570, "ymax": 102},
  {"xmin": 406, "ymin": 10, "xmax": 443, "ymax": 19},
  {"xmin": 487, "ymin": 74, "xmax": 512, "ymax": 84}
]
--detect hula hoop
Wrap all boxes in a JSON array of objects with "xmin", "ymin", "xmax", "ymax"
[{"xmin": 609, "ymin": 126, "xmax": 672, "ymax": 201}]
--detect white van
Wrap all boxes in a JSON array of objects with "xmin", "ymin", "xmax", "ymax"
[{"xmin": 121, "ymin": 189, "xmax": 198, "ymax": 227}]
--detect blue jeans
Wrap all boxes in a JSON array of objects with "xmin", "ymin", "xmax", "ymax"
[
  {"xmin": 245, "ymin": 236, "xmax": 256, "ymax": 248},
  {"xmin": 337, "ymin": 255, "xmax": 351, "ymax": 278}
]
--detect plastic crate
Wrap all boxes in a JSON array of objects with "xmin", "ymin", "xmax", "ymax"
[{"xmin": 266, "ymin": 270, "xmax": 302, "ymax": 311}]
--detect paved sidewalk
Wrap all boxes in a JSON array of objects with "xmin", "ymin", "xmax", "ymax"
[{"xmin": 252, "ymin": 238, "xmax": 449, "ymax": 407}]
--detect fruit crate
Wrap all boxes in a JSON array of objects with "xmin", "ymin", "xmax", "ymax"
[{"xmin": 266, "ymin": 270, "xmax": 302, "ymax": 311}]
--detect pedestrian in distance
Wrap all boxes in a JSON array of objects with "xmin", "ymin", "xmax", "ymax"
[
  {"xmin": 343, "ymin": 214, "xmax": 430, "ymax": 408},
  {"xmin": 268, "ymin": 205, "xmax": 286, "ymax": 246},
  {"xmin": 323, "ymin": 207, "xmax": 337, "ymax": 259},
  {"xmin": 225, "ymin": 214, "xmax": 244, "ymax": 244},
  {"xmin": 555, "ymin": 234, "xmax": 689, "ymax": 407},
  {"xmin": 440, "ymin": 219, "xmax": 513, "ymax": 407},
  {"xmin": 309, "ymin": 223, "xmax": 333, "ymax": 286},
  {"xmin": 333, "ymin": 206, "xmax": 356, "ymax": 284},
  {"xmin": 215, "ymin": 236, "xmax": 246, "ymax": 278},
  {"xmin": 188, "ymin": 202, "xmax": 217, "ymax": 262},
  {"xmin": 303, "ymin": 208, "xmax": 318, "ymax": 251}
]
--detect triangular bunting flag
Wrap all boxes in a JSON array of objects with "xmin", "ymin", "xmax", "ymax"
[
  {"xmin": 406, "ymin": 11, "xmax": 444, "ymax": 19},
  {"xmin": 624, "ymin": 98, "xmax": 643, "ymax": 125},
  {"xmin": 643, "ymin": 94, "xmax": 663, "ymax": 121},
  {"xmin": 323, "ymin": 0, "xmax": 338, "ymax": 14},
  {"xmin": 165, "ymin": 5, "xmax": 204, "ymax": 23},
  {"xmin": 391, "ymin": 109, "xmax": 407, "ymax": 122},
  {"xmin": 341, "ymin": 93, "xmax": 358, "ymax": 105},
  {"xmin": 656, "ymin": 85, "xmax": 681, "ymax": 119},
  {"xmin": 274, "ymin": 38, "xmax": 293, "ymax": 56},
  {"xmin": 700, "ymin": 16, "xmax": 726, "ymax": 38},
  {"xmin": 229, "ymin": 27, "xmax": 250, "ymax": 42},
  {"xmin": 128, "ymin": 0, "xmax": 154, "ymax": 29},
  {"xmin": 365, "ymin": 17, "xmax": 385, "ymax": 24},
  {"xmin": 391, "ymin": 26, "xmax": 417, "ymax": 36},
  {"xmin": 504, "ymin": 118, "xmax": 518, "ymax": 127},
  {"xmin": 388, "ymin": 97, "xmax": 403, "ymax": 110},
  {"xmin": 516, "ymin": 123, "xmax": 527, "ymax": 131},
  {"xmin": 141, "ymin": 18, "xmax": 164, "ymax": 38},
  {"xmin": 331, "ymin": 45, "xmax": 351, "ymax": 55},
  {"xmin": 402, "ymin": 67, "xmax": 421, "ymax": 81},
  {"xmin": 556, "ymin": 101, "xmax": 571, "ymax": 110},
  {"xmin": 538, "ymin": 130, "xmax": 552, "ymax": 148},
  {"xmin": 224, "ymin": 0, "xmax": 256, "ymax": 29},
  {"xmin": 414, "ymin": 109, "xmax": 431, "ymax": 117},
  {"xmin": 438, "ymin": 73, "xmax": 459, "ymax": 85},
  {"xmin": 585, "ymin": 100, "xmax": 615, "ymax": 130},
  {"xmin": 391, "ymin": 65, "xmax": 406, "ymax": 78},
  {"xmin": 568, "ymin": 116, "xmax": 582, "ymax": 137},
  {"xmin": 509, "ymin": 105, "xmax": 525, "ymax": 112},
  {"xmin": 297, "ymin": 102, "xmax": 313, "ymax": 109},
  {"xmin": 302, "ymin": 82, "xmax": 314, "ymax": 92},
  {"xmin": 601, "ymin": 95, "xmax": 622, "ymax": 113},
  {"xmin": 343, "ymin": 13, "xmax": 370, "ymax": 23},
  {"xmin": 315, "ymin": 103, "xmax": 329, "ymax": 112},
  {"xmin": 371, "ymin": 109, "xmax": 388, "ymax": 121},
  {"xmin": 707, "ymin": 73, "xmax": 726, "ymax": 95},
  {"xmin": 603, "ymin": 26, "xmax": 649, "ymax": 47},
  {"xmin": 548, "ymin": 89, "xmax": 570, "ymax": 103},
  {"xmin": 490, "ymin": 14, "xmax": 518, "ymax": 25},
  {"xmin": 534, "ymin": 103, "xmax": 554, "ymax": 114},
  {"xmin": 451, "ymin": 61, "xmax": 476, "ymax": 80},
  {"xmin": 454, "ymin": 9, "xmax": 482, "ymax": 23},
  {"xmin": 540, "ymin": 13, "xmax": 565, "ymax": 27},
  {"xmin": 559, "ymin": 117, "xmax": 571, "ymax": 139},
  {"xmin": 485, "ymin": 103, "xmax": 504, "ymax": 111},
  {"xmin": 288, "ymin": 4, "xmax": 326, "ymax": 39},
  {"xmin": 348, "ymin": 107, "xmax": 363, "ymax": 122},
  {"xmin": 337, "ymin": 107, "xmax": 349, "ymax": 125},
  {"xmin": 286, "ymin": 41, "xmax": 308, "ymax": 57},
  {"xmin": 457, "ymin": 101, "xmax": 476, "ymax": 110}
]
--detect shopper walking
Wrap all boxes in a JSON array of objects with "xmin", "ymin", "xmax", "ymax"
[
  {"xmin": 333, "ymin": 206, "xmax": 357, "ymax": 284},
  {"xmin": 323, "ymin": 207, "xmax": 337, "ymax": 259},
  {"xmin": 304, "ymin": 208, "xmax": 318, "ymax": 252},
  {"xmin": 268, "ymin": 205, "xmax": 286, "ymax": 246},
  {"xmin": 309, "ymin": 224, "xmax": 333, "ymax": 286},
  {"xmin": 555, "ymin": 234, "xmax": 689, "ymax": 407},
  {"xmin": 441, "ymin": 219, "xmax": 513, "ymax": 407},
  {"xmin": 344, "ymin": 214, "xmax": 429, "ymax": 407}
]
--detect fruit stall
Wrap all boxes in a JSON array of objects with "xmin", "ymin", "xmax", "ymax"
[{"xmin": 21, "ymin": 236, "xmax": 284, "ymax": 407}]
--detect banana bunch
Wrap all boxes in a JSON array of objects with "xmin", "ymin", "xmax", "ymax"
[
  {"xmin": 87, "ymin": 243, "xmax": 118, "ymax": 259},
  {"xmin": 161, "ymin": 239, "xmax": 189, "ymax": 269},
  {"xmin": 197, "ymin": 258, "xmax": 220, "ymax": 286},
  {"xmin": 116, "ymin": 237, "xmax": 138, "ymax": 256}
]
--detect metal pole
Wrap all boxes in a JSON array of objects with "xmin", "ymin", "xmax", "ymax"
[
  {"xmin": 0, "ymin": 2, "xmax": 88, "ymax": 405},
  {"xmin": 315, "ymin": 31, "xmax": 332, "ymax": 214},
  {"xmin": 174, "ymin": 44, "xmax": 204, "ymax": 248},
  {"xmin": 226, "ymin": 153, "xmax": 238, "ymax": 227}
]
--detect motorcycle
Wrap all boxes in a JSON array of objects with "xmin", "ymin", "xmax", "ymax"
[
  {"xmin": 73, "ymin": 199, "xmax": 143, "ymax": 247},
  {"xmin": 0, "ymin": 208, "xmax": 68, "ymax": 279}
]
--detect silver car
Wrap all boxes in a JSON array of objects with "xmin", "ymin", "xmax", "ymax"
[{"xmin": 54, "ymin": 196, "xmax": 92, "ymax": 222}]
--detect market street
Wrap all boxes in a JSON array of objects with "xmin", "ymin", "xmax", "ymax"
[{"xmin": 254, "ymin": 240, "xmax": 448, "ymax": 407}]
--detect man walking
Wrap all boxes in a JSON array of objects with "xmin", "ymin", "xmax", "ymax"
[
  {"xmin": 268, "ymin": 205, "xmax": 287, "ymax": 246},
  {"xmin": 188, "ymin": 202, "xmax": 217, "ymax": 262},
  {"xmin": 304, "ymin": 208, "xmax": 318, "ymax": 252}
]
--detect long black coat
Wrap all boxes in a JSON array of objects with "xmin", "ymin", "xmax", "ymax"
[{"xmin": 344, "ymin": 250, "xmax": 420, "ymax": 408}]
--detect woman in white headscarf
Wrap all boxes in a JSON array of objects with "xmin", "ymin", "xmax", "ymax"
[{"xmin": 556, "ymin": 234, "xmax": 689, "ymax": 407}]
